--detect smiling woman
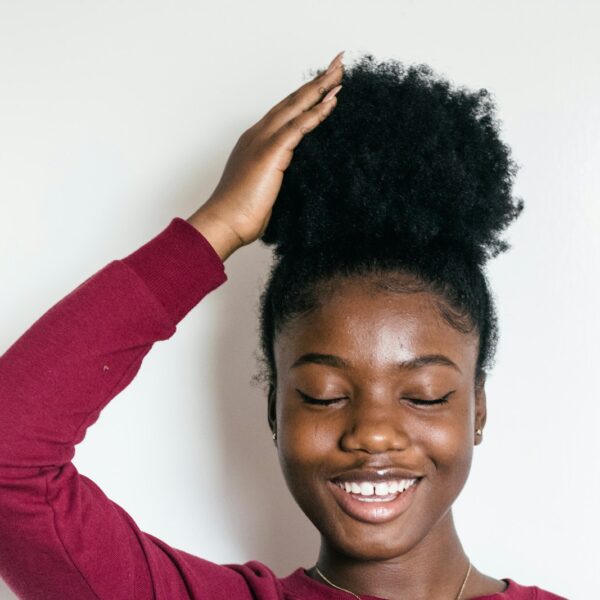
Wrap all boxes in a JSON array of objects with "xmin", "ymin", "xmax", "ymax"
[
  {"xmin": 0, "ymin": 52, "xmax": 567, "ymax": 599},
  {"xmin": 252, "ymin": 56, "xmax": 519, "ymax": 597}
]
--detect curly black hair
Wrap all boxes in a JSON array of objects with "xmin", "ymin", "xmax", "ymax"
[{"xmin": 256, "ymin": 53, "xmax": 523, "ymax": 396}]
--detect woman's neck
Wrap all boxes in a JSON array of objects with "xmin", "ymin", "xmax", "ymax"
[{"xmin": 312, "ymin": 511, "xmax": 471, "ymax": 600}]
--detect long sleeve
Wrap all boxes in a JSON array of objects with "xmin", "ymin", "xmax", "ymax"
[{"xmin": 0, "ymin": 218, "xmax": 260, "ymax": 599}]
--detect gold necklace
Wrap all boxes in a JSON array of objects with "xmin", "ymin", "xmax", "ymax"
[{"xmin": 315, "ymin": 560, "xmax": 472, "ymax": 600}]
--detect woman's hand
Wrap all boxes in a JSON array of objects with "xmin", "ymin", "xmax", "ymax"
[{"xmin": 187, "ymin": 51, "xmax": 345, "ymax": 261}]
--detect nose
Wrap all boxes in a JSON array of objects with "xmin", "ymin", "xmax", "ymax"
[{"xmin": 340, "ymin": 400, "xmax": 410, "ymax": 454}]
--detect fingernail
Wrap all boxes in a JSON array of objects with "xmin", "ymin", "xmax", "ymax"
[
  {"xmin": 322, "ymin": 84, "xmax": 342, "ymax": 102},
  {"xmin": 326, "ymin": 50, "xmax": 345, "ymax": 74}
]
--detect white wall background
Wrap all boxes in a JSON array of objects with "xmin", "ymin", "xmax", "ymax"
[{"xmin": 1, "ymin": 1, "xmax": 598, "ymax": 598}]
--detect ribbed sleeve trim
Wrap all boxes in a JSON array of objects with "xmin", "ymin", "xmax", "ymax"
[{"xmin": 121, "ymin": 217, "xmax": 227, "ymax": 324}]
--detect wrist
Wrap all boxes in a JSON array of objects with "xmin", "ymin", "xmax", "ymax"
[{"xmin": 186, "ymin": 207, "xmax": 243, "ymax": 262}]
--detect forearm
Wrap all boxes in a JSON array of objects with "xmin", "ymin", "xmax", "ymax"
[{"xmin": 0, "ymin": 217, "xmax": 227, "ymax": 470}]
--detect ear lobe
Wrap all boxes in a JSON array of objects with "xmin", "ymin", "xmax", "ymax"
[
  {"xmin": 267, "ymin": 383, "xmax": 277, "ymax": 433},
  {"xmin": 474, "ymin": 376, "xmax": 487, "ymax": 445}
]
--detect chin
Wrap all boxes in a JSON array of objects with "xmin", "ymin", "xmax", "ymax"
[
  {"xmin": 333, "ymin": 536, "xmax": 411, "ymax": 561},
  {"xmin": 324, "ymin": 519, "xmax": 423, "ymax": 561}
]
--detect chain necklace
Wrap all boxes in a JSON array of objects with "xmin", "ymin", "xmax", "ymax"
[{"xmin": 314, "ymin": 560, "xmax": 472, "ymax": 600}]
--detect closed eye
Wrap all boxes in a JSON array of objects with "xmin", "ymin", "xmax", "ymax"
[
  {"xmin": 296, "ymin": 389, "xmax": 346, "ymax": 406},
  {"xmin": 403, "ymin": 391, "xmax": 455, "ymax": 406},
  {"xmin": 296, "ymin": 390, "xmax": 455, "ymax": 406}
]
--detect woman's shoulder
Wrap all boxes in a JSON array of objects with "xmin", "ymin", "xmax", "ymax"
[{"xmin": 475, "ymin": 578, "xmax": 568, "ymax": 600}]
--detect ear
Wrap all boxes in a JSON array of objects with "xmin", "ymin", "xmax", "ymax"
[
  {"xmin": 474, "ymin": 373, "xmax": 487, "ymax": 446},
  {"xmin": 267, "ymin": 382, "xmax": 277, "ymax": 434}
]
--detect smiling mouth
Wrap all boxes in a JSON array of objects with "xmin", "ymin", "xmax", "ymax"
[
  {"xmin": 334, "ymin": 478, "xmax": 419, "ymax": 501},
  {"xmin": 328, "ymin": 477, "xmax": 422, "ymax": 523}
]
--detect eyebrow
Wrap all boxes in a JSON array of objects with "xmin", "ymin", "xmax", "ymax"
[{"xmin": 289, "ymin": 352, "xmax": 462, "ymax": 374}]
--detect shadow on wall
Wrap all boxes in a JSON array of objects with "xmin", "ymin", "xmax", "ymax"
[{"xmin": 209, "ymin": 240, "xmax": 320, "ymax": 576}]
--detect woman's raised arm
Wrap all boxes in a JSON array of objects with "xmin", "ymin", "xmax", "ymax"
[{"xmin": 0, "ymin": 53, "xmax": 344, "ymax": 600}]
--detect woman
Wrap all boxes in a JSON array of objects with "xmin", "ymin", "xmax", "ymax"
[{"xmin": 0, "ymin": 52, "xmax": 566, "ymax": 599}]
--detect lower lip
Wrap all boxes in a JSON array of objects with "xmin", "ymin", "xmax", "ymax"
[{"xmin": 328, "ymin": 480, "xmax": 421, "ymax": 524}]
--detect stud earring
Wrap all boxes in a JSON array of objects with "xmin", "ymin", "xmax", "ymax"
[
  {"xmin": 475, "ymin": 428, "xmax": 482, "ymax": 436},
  {"xmin": 272, "ymin": 431, "xmax": 277, "ymax": 442}
]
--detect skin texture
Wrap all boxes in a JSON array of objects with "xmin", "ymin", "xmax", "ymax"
[{"xmin": 270, "ymin": 275, "xmax": 507, "ymax": 599}]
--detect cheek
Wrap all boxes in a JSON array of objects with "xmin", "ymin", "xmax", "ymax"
[
  {"xmin": 277, "ymin": 401, "xmax": 339, "ymax": 471},
  {"xmin": 423, "ymin": 416, "xmax": 474, "ymax": 502},
  {"xmin": 426, "ymin": 418, "xmax": 469, "ymax": 454},
  {"xmin": 275, "ymin": 397, "xmax": 349, "ymax": 510},
  {"xmin": 275, "ymin": 408, "xmax": 342, "ymax": 526}
]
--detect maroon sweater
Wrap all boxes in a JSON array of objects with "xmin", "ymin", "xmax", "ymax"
[{"xmin": 0, "ymin": 218, "xmax": 567, "ymax": 600}]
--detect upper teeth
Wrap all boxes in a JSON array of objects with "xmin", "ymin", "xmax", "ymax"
[{"xmin": 337, "ymin": 478, "xmax": 417, "ymax": 496}]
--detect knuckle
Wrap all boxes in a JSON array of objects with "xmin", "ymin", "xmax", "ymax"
[
  {"xmin": 241, "ymin": 126, "xmax": 263, "ymax": 146},
  {"xmin": 286, "ymin": 120, "xmax": 300, "ymax": 133},
  {"xmin": 240, "ymin": 125, "xmax": 255, "ymax": 138},
  {"xmin": 258, "ymin": 108, "xmax": 274, "ymax": 123},
  {"xmin": 237, "ymin": 130, "xmax": 252, "ymax": 147}
]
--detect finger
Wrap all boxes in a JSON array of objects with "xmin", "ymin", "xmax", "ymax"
[
  {"xmin": 270, "ymin": 51, "xmax": 344, "ymax": 114},
  {"xmin": 260, "ymin": 62, "xmax": 344, "ymax": 134},
  {"xmin": 270, "ymin": 85, "xmax": 341, "ymax": 154},
  {"xmin": 277, "ymin": 62, "xmax": 344, "ymax": 117}
]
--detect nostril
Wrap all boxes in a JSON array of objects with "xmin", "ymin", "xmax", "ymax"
[{"xmin": 340, "ymin": 420, "xmax": 410, "ymax": 454}]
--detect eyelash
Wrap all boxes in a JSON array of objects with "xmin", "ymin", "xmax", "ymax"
[
  {"xmin": 297, "ymin": 390, "xmax": 454, "ymax": 406},
  {"xmin": 405, "ymin": 392, "xmax": 453, "ymax": 406},
  {"xmin": 297, "ymin": 390, "xmax": 345, "ymax": 406}
]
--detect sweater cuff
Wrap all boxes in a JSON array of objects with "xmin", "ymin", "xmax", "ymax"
[{"xmin": 121, "ymin": 217, "xmax": 227, "ymax": 324}]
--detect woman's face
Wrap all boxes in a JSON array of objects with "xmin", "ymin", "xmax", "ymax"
[{"xmin": 270, "ymin": 275, "xmax": 486, "ymax": 561}]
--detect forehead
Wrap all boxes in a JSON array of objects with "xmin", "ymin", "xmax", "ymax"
[{"xmin": 274, "ymin": 275, "xmax": 479, "ymax": 375}]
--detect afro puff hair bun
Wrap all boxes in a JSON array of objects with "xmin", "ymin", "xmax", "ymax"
[{"xmin": 260, "ymin": 53, "xmax": 524, "ymax": 266}]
